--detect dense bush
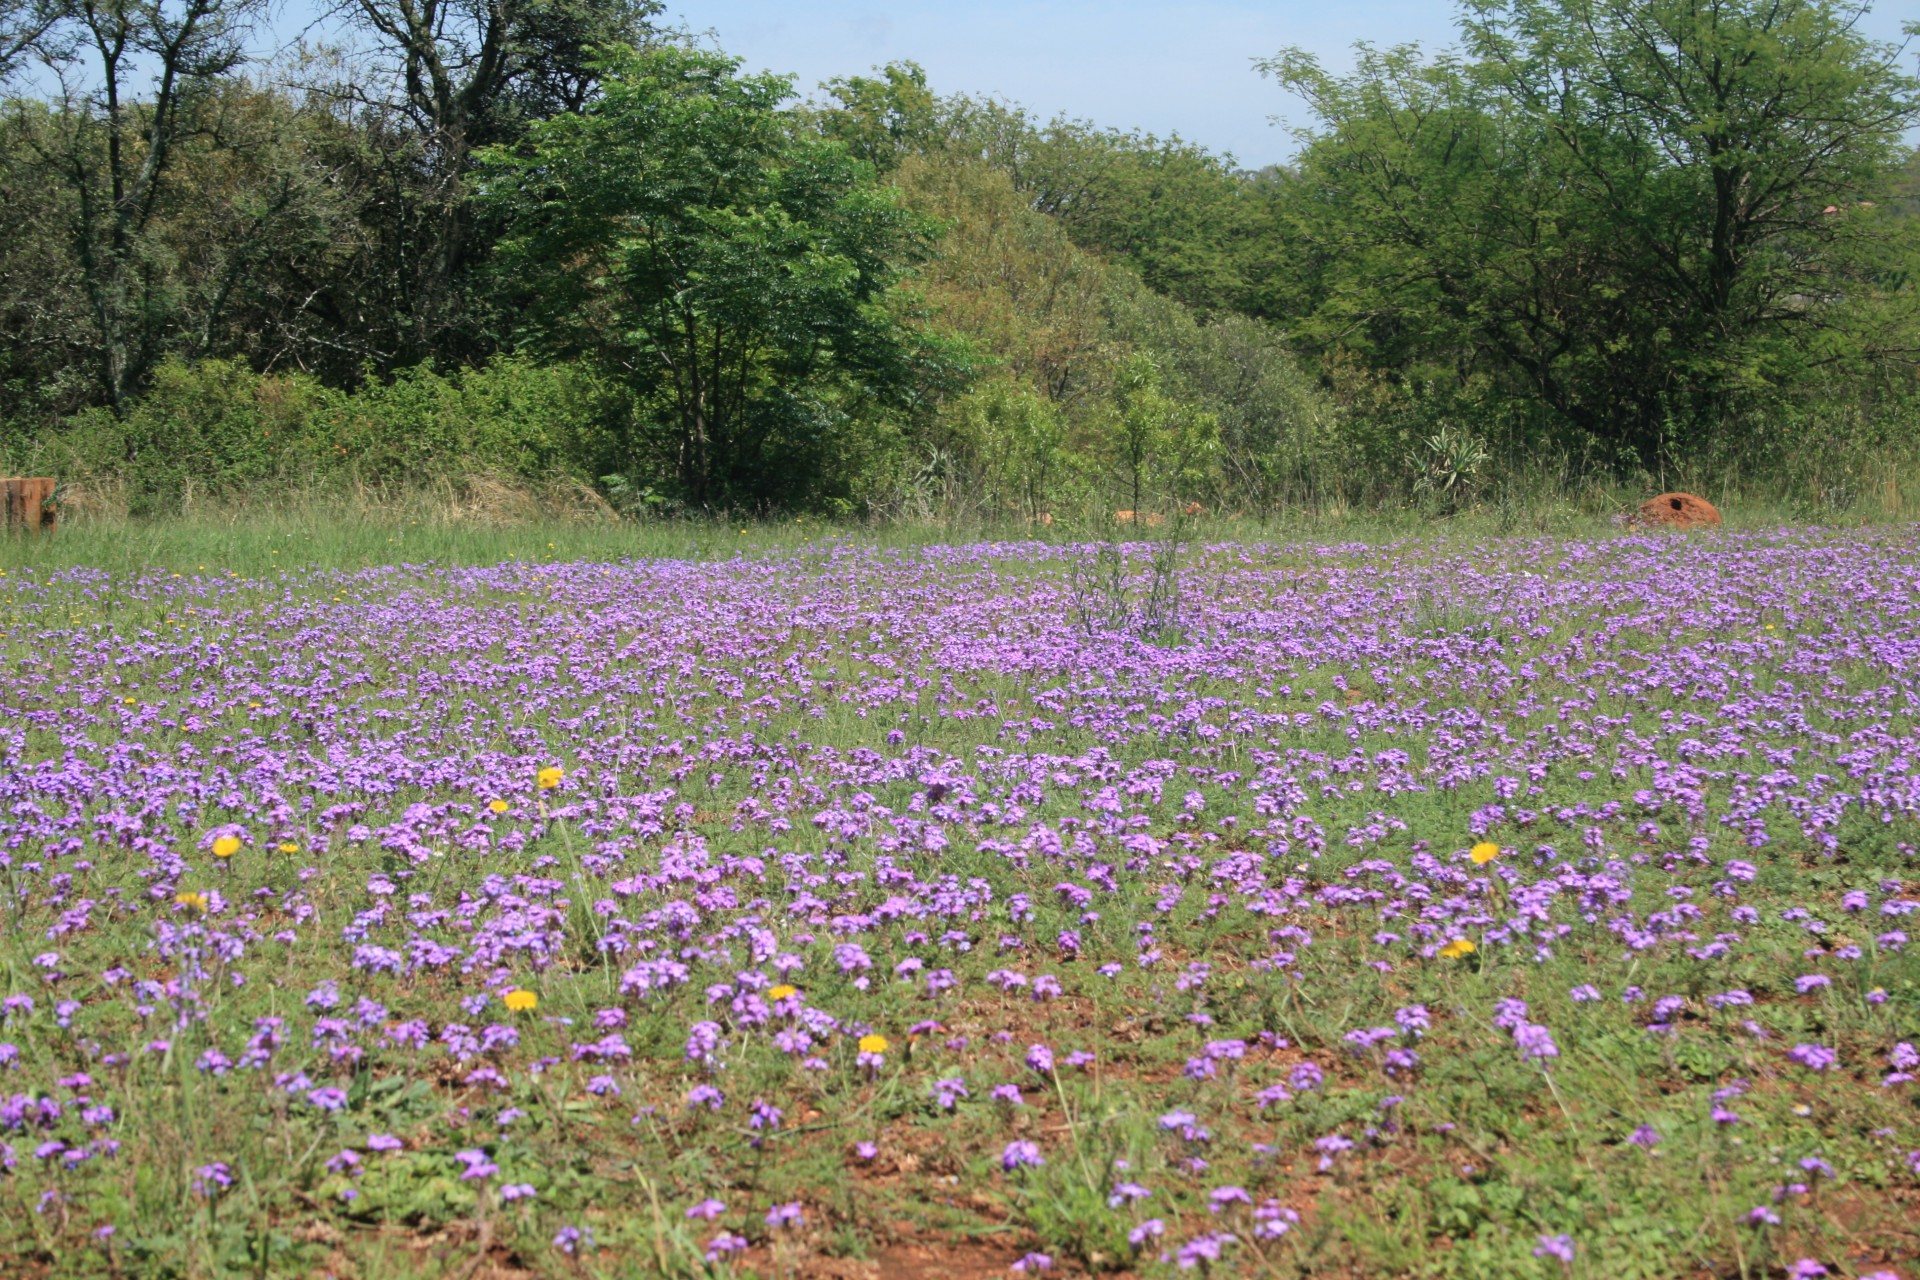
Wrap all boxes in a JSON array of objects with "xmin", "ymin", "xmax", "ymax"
[
  {"xmin": 33, "ymin": 358, "xmax": 634, "ymax": 514},
  {"xmin": 1100, "ymin": 273, "xmax": 1346, "ymax": 510},
  {"xmin": 891, "ymin": 154, "xmax": 1353, "ymax": 521}
]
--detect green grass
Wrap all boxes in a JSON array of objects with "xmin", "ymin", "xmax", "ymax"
[
  {"xmin": 0, "ymin": 514, "xmax": 1916, "ymax": 1279},
  {"xmin": 3, "ymin": 460, "xmax": 1910, "ymax": 583}
]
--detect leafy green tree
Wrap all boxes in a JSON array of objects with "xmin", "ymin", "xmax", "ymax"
[
  {"xmin": 1464, "ymin": 0, "xmax": 1920, "ymax": 451},
  {"xmin": 331, "ymin": 0, "xmax": 661, "ymax": 363},
  {"xmin": 893, "ymin": 154, "xmax": 1111, "ymax": 406},
  {"xmin": 1101, "ymin": 270, "xmax": 1341, "ymax": 511},
  {"xmin": 805, "ymin": 78, "xmax": 1289, "ymax": 319},
  {"xmin": 14, "ymin": 0, "xmax": 276, "ymax": 411},
  {"xmin": 0, "ymin": 99, "xmax": 95, "ymax": 426},
  {"xmin": 0, "ymin": 0, "xmax": 55, "ymax": 78},
  {"xmin": 478, "ymin": 45, "xmax": 955, "ymax": 510},
  {"xmin": 936, "ymin": 100, "xmax": 1281, "ymax": 317},
  {"xmin": 935, "ymin": 378, "xmax": 1070, "ymax": 521},
  {"xmin": 1263, "ymin": 0, "xmax": 1920, "ymax": 463},
  {"xmin": 808, "ymin": 61, "xmax": 941, "ymax": 174},
  {"xmin": 1027, "ymin": 128, "xmax": 1279, "ymax": 319},
  {"xmin": 1260, "ymin": 45, "xmax": 1596, "ymax": 443},
  {"xmin": 1107, "ymin": 354, "xmax": 1218, "ymax": 512},
  {"xmin": 0, "ymin": 74, "xmax": 387, "ymax": 426}
]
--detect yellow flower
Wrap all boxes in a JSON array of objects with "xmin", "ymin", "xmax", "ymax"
[
  {"xmin": 175, "ymin": 891, "xmax": 209, "ymax": 912},
  {"xmin": 488, "ymin": 799, "xmax": 511, "ymax": 814},
  {"xmin": 1438, "ymin": 938, "xmax": 1477, "ymax": 959},
  {"xmin": 1470, "ymin": 842, "xmax": 1501, "ymax": 865},
  {"xmin": 211, "ymin": 836, "xmax": 241, "ymax": 859},
  {"xmin": 277, "ymin": 842, "xmax": 299, "ymax": 854},
  {"xmin": 537, "ymin": 767, "xmax": 564, "ymax": 791},
  {"xmin": 123, "ymin": 696, "xmax": 136, "ymax": 705},
  {"xmin": 768, "ymin": 984, "xmax": 799, "ymax": 1002},
  {"xmin": 503, "ymin": 989, "xmax": 538, "ymax": 1013},
  {"xmin": 858, "ymin": 1034, "xmax": 889, "ymax": 1055}
]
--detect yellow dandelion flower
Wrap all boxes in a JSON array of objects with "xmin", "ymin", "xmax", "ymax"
[
  {"xmin": 537, "ymin": 767, "xmax": 564, "ymax": 791},
  {"xmin": 768, "ymin": 984, "xmax": 799, "ymax": 1001},
  {"xmin": 1439, "ymin": 938, "xmax": 1477, "ymax": 959},
  {"xmin": 488, "ymin": 799, "xmax": 511, "ymax": 814},
  {"xmin": 1470, "ymin": 842, "xmax": 1501, "ymax": 865},
  {"xmin": 503, "ymin": 989, "xmax": 539, "ymax": 1013},
  {"xmin": 175, "ymin": 891, "xmax": 209, "ymax": 912},
  {"xmin": 858, "ymin": 1034, "xmax": 889, "ymax": 1055},
  {"xmin": 211, "ymin": 836, "xmax": 241, "ymax": 859},
  {"xmin": 278, "ymin": 842, "xmax": 299, "ymax": 854}
]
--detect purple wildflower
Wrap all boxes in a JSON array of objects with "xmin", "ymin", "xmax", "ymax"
[{"xmin": 1001, "ymin": 1141, "xmax": 1044, "ymax": 1171}]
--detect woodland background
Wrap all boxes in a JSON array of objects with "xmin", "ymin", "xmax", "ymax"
[{"xmin": 1, "ymin": 0, "xmax": 1917, "ymax": 525}]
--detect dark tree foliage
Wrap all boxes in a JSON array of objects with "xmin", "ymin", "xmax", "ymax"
[
  {"xmin": 1262, "ymin": 0, "xmax": 1920, "ymax": 463},
  {"xmin": 0, "ymin": 0, "xmax": 56, "ymax": 77},
  {"xmin": 325, "ymin": 0, "xmax": 663, "ymax": 366},
  {"xmin": 15, "ymin": 0, "xmax": 276, "ymax": 412},
  {"xmin": 478, "ymin": 46, "xmax": 959, "ymax": 511}
]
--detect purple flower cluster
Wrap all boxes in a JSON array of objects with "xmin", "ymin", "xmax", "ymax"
[{"xmin": 0, "ymin": 528, "xmax": 1917, "ymax": 1268}]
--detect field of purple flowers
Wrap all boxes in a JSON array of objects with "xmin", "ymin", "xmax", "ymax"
[{"xmin": 1, "ymin": 526, "xmax": 1918, "ymax": 1280}]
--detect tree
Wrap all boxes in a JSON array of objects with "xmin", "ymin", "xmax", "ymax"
[
  {"xmin": 477, "ymin": 45, "xmax": 955, "ymax": 510},
  {"xmin": 0, "ymin": 100, "xmax": 95, "ymax": 426},
  {"xmin": 1261, "ymin": 45, "xmax": 1608, "ymax": 444},
  {"xmin": 808, "ymin": 60, "xmax": 940, "ymax": 174},
  {"xmin": 892, "ymin": 154, "xmax": 1110, "ymax": 406},
  {"xmin": 1107, "ymin": 354, "xmax": 1218, "ymax": 512},
  {"xmin": 940, "ymin": 101, "xmax": 1281, "ymax": 318},
  {"xmin": 805, "ymin": 76, "xmax": 1289, "ymax": 319},
  {"xmin": 1263, "ymin": 0, "xmax": 1920, "ymax": 463},
  {"xmin": 330, "ymin": 0, "xmax": 660, "ymax": 361},
  {"xmin": 1466, "ymin": 0, "xmax": 1920, "ymax": 447},
  {"xmin": 928, "ymin": 379, "xmax": 1070, "ymax": 522},
  {"xmin": 1101, "ymin": 270, "xmax": 1341, "ymax": 512},
  {"xmin": 0, "ymin": 0, "xmax": 56, "ymax": 78},
  {"xmin": 19, "ymin": 0, "xmax": 277, "ymax": 411},
  {"xmin": 2, "ymin": 61, "xmax": 382, "ymax": 421}
]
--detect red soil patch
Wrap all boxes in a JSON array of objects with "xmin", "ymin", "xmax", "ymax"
[
  {"xmin": 731, "ymin": 1236, "xmax": 1034, "ymax": 1280},
  {"xmin": 863, "ymin": 1238, "xmax": 1034, "ymax": 1279}
]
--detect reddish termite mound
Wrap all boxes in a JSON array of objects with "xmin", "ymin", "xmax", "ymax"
[{"xmin": 1633, "ymin": 492, "xmax": 1722, "ymax": 529}]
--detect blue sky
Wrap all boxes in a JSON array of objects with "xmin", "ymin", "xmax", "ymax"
[
  {"xmin": 241, "ymin": 1, "xmax": 1918, "ymax": 169},
  {"xmin": 655, "ymin": 0, "xmax": 1452, "ymax": 167},
  {"xmin": 651, "ymin": 0, "xmax": 1916, "ymax": 168}
]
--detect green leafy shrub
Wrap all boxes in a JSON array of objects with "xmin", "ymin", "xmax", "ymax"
[{"xmin": 44, "ymin": 356, "xmax": 635, "ymax": 514}]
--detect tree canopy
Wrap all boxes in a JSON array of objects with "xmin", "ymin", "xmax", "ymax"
[
  {"xmin": 1, "ymin": 0, "xmax": 1916, "ymax": 515},
  {"xmin": 1262, "ymin": 0, "xmax": 1920, "ymax": 462},
  {"xmin": 477, "ymin": 46, "xmax": 956, "ymax": 511}
]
